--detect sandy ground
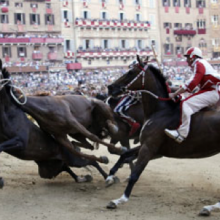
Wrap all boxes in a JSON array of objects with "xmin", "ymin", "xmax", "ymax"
[{"xmin": 1, "ymin": 141, "xmax": 220, "ymax": 220}]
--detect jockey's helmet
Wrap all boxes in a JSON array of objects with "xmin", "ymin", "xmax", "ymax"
[{"xmin": 184, "ymin": 47, "xmax": 202, "ymax": 59}]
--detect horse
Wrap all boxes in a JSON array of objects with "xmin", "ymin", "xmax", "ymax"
[
  {"xmin": 105, "ymin": 55, "xmax": 220, "ymax": 213},
  {"xmin": 19, "ymin": 91, "xmax": 126, "ymax": 165},
  {"xmin": 0, "ymin": 62, "xmax": 111, "ymax": 187}
]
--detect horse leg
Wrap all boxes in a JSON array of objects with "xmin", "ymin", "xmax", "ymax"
[
  {"xmin": 63, "ymin": 149, "xmax": 108, "ymax": 182},
  {"xmin": 0, "ymin": 177, "xmax": 4, "ymax": 189},
  {"xmin": 199, "ymin": 201, "xmax": 220, "ymax": 216},
  {"xmin": 70, "ymin": 134, "xmax": 94, "ymax": 150},
  {"xmin": 106, "ymin": 143, "xmax": 153, "ymax": 209},
  {"xmin": 68, "ymin": 118, "xmax": 125, "ymax": 155},
  {"xmin": 105, "ymin": 146, "xmax": 140, "ymax": 187},
  {"xmin": 93, "ymin": 99, "xmax": 118, "ymax": 134},
  {"xmin": 55, "ymin": 136, "xmax": 109, "ymax": 164},
  {"xmin": 0, "ymin": 136, "xmax": 24, "ymax": 153},
  {"xmin": 62, "ymin": 164, "xmax": 93, "ymax": 183}
]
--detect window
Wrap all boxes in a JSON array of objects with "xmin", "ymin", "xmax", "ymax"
[
  {"xmin": 14, "ymin": 13, "xmax": 25, "ymax": 24},
  {"xmin": 0, "ymin": 14, "xmax": 8, "ymax": 23},
  {"xmin": 135, "ymin": 13, "xmax": 141, "ymax": 22},
  {"xmin": 103, "ymin": 39, "xmax": 108, "ymax": 49},
  {"xmin": 45, "ymin": 14, "xmax": 54, "ymax": 25},
  {"xmin": 85, "ymin": 39, "xmax": 90, "ymax": 49},
  {"xmin": 184, "ymin": 0, "xmax": 191, "ymax": 7},
  {"xmin": 196, "ymin": 0, "xmax": 205, "ymax": 7},
  {"xmin": 30, "ymin": 3, "xmax": 37, "ymax": 8},
  {"xmin": 119, "ymin": 12, "xmax": 124, "ymax": 21},
  {"xmin": 197, "ymin": 19, "xmax": 206, "ymax": 28},
  {"xmin": 137, "ymin": 40, "xmax": 142, "ymax": 49},
  {"xmin": 46, "ymin": 3, "xmax": 51, "ymax": 9},
  {"xmin": 83, "ymin": 11, "xmax": 88, "ymax": 19},
  {"xmin": 199, "ymin": 38, "xmax": 207, "ymax": 48},
  {"xmin": 120, "ymin": 39, "xmax": 126, "ymax": 48},
  {"xmin": 162, "ymin": 0, "xmax": 170, "ymax": 6},
  {"xmin": 17, "ymin": 47, "xmax": 27, "ymax": 58},
  {"xmin": 185, "ymin": 23, "xmax": 192, "ymax": 29},
  {"xmin": 2, "ymin": 46, "xmax": 11, "ymax": 57},
  {"xmin": 164, "ymin": 22, "xmax": 172, "ymax": 28},
  {"xmin": 212, "ymin": 15, "xmax": 219, "ymax": 26},
  {"xmin": 0, "ymin": 0, "xmax": 9, "ymax": 6},
  {"xmin": 66, "ymin": 40, "xmax": 71, "ymax": 51},
  {"xmin": 15, "ymin": 2, "xmax": 23, "ymax": 7},
  {"xmin": 173, "ymin": 0, "xmax": 180, "ymax": 6},
  {"xmin": 101, "ymin": 12, "xmax": 107, "ymax": 19},
  {"xmin": 211, "ymin": 0, "xmax": 218, "ymax": 3},
  {"xmin": 30, "ymin": 14, "xmax": 40, "ymax": 25},
  {"xmin": 174, "ymin": 23, "xmax": 182, "ymax": 29}
]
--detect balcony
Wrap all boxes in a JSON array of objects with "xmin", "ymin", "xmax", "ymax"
[
  {"xmin": 66, "ymin": 63, "xmax": 82, "ymax": 70},
  {"xmin": 46, "ymin": 8, "xmax": 52, "ymax": 14},
  {"xmin": 174, "ymin": 29, "xmax": 196, "ymax": 36},
  {"xmin": 32, "ymin": 52, "xmax": 43, "ymax": 60},
  {"xmin": 198, "ymin": 28, "xmax": 206, "ymax": 34},
  {"xmin": 1, "ymin": 7, "xmax": 8, "ymax": 13},
  {"xmin": 47, "ymin": 52, "xmax": 57, "ymax": 60},
  {"xmin": 75, "ymin": 19, "xmax": 150, "ymax": 30},
  {"xmin": 76, "ymin": 50, "xmax": 152, "ymax": 58},
  {"xmin": 0, "ymin": 38, "xmax": 29, "ymax": 44}
]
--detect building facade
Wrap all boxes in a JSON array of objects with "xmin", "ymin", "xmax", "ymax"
[
  {"xmin": 158, "ymin": 0, "xmax": 210, "ymax": 66},
  {"xmin": 0, "ymin": 0, "xmax": 63, "ymax": 72},
  {"xmin": 62, "ymin": 0, "xmax": 160, "ymax": 70}
]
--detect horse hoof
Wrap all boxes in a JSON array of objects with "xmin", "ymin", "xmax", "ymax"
[
  {"xmin": 106, "ymin": 201, "xmax": 117, "ymax": 209},
  {"xmin": 77, "ymin": 175, "xmax": 93, "ymax": 183},
  {"xmin": 198, "ymin": 208, "xmax": 210, "ymax": 216},
  {"xmin": 105, "ymin": 176, "xmax": 120, "ymax": 187},
  {"xmin": 100, "ymin": 156, "xmax": 109, "ymax": 164},
  {"xmin": 0, "ymin": 177, "xmax": 4, "ymax": 189},
  {"xmin": 84, "ymin": 175, "xmax": 93, "ymax": 182}
]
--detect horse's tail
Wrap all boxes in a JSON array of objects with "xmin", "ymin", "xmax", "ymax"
[{"xmin": 92, "ymin": 98, "xmax": 118, "ymax": 135}]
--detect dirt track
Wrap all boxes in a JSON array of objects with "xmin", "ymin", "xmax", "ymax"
[{"xmin": 1, "ymin": 143, "xmax": 220, "ymax": 220}]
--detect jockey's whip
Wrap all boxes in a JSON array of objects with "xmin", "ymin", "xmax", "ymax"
[{"xmin": 151, "ymin": 44, "xmax": 163, "ymax": 74}]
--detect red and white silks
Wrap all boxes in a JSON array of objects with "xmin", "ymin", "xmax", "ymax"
[{"xmin": 177, "ymin": 58, "xmax": 220, "ymax": 138}]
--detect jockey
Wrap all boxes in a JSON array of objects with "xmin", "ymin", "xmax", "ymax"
[
  {"xmin": 165, "ymin": 47, "xmax": 220, "ymax": 143},
  {"xmin": 114, "ymin": 91, "xmax": 141, "ymax": 136}
]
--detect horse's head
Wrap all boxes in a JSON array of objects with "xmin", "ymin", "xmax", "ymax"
[{"xmin": 108, "ymin": 55, "xmax": 148, "ymax": 97}]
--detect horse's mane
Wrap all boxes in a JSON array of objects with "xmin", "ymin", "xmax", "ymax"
[
  {"xmin": 2, "ymin": 67, "xmax": 10, "ymax": 79},
  {"xmin": 147, "ymin": 65, "xmax": 168, "ymax": 95}
]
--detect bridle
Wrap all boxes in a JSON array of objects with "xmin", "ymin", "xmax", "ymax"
[
  {"xmin": 0, "ymin": 77, "xmax": 27, "ymax": 105},
  {"xmin": 123, "ymin": 63, "xmax": 148, "ymax": 91},
  {"xmin": 122, "ymin": 63, "xmax": 179, "ymax": 102}
]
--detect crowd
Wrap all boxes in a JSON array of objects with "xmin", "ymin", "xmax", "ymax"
[{"xmin": 9, "ymin": 58, "xmax": 220, "ymax": 97}]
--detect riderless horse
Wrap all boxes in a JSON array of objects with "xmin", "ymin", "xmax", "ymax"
[
  {"xmin": 105, "ymin": 55, "xmax": 220, "ymax": 214},
  {"xmin": 0, "ymin": 62, "xmax": 111, "ymax": 187}
]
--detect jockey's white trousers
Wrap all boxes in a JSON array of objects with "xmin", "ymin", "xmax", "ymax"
[{"xmin": 177, "ymin": 89, "xmax": 219, "ymax": 138}]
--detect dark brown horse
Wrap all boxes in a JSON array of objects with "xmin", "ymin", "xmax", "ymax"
[
  {"xmin": 19, "ymin": 93, "xmax": 126, "ymax": 165},
  {"xmin": 106, "ymin": 55, "xmax": 220, "ymax": 211},
  {"xmin": 0, "ymin": 63, "xmax": 110, "ymax": 187}
]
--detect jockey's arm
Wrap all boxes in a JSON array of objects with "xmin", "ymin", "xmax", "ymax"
[{"xmin": 169, "ymin": 87, "xmax": 186, "ymax": 99}]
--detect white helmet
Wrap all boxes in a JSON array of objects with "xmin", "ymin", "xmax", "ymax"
[{"xmin": 184, "ymin": 47, "xmax": 202, "ymax": 59}]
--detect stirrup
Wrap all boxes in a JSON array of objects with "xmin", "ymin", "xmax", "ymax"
[{"xmin": 175, "ymin": 134, "xmax": 185, "ymax": 143}]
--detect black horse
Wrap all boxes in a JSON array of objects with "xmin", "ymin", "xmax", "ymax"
[
  {"xmin": 106, "ymin": 55, "xmax": 220, "ymax": 213},
  {"xmin": 0, "ymin": 61, "xmax": 109, "ymax": 187}
]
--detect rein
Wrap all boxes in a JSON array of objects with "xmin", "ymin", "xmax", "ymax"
[{"xmin": 0, "ymin": 78, "xmax": 27, "ymax": 105}]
